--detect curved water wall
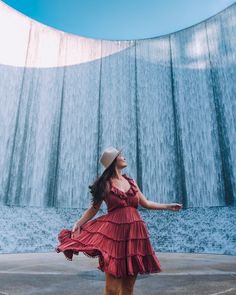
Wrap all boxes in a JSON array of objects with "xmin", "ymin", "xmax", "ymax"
[
  {"xmin": 0, "ymin": 1, "xmax": 235, "ymax": 255},
  {"xmin": 1, "ymin": 2, "xmax": 236, "ymax": 209}
]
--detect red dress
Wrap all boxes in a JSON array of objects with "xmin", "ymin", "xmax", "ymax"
[{"xmin": 55, "ymin": 173, "xmax": 162, "ymax": 278}]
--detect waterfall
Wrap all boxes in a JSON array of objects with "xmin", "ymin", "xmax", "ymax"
[{"xmin": 0, "ymin": 2, "xmax": 235, "ymax": 209}]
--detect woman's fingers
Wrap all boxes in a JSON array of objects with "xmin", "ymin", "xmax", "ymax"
[
  {"xmin": 72, "ymin": 223, "xmax": 79, "ymax": 232},
  {"xmin": 170, "ymin": 203, "xmax": 183, "ymax": 211},
  {"xmin": 71, "ymin": 225, "xmax": 81, "ymax": 238}
]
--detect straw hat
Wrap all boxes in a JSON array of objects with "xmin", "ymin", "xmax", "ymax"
[{"xmin": 99, "ymin": 146, "xmax": 124, "ymax": 170}]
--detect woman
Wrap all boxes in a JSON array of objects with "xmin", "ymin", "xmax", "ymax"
[{"xmin": 55, "ymin": 146, "xmax": 183, "ymax": 295}]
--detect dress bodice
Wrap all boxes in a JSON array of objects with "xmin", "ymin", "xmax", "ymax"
[{"xmin": 104, "ymin": 174, "xmax": 139, "ymax": 212}]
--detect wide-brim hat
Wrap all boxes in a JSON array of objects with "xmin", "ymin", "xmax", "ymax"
[{"xmin": 99, "ymin": 145, "xmax": 124, "ymax": 170}]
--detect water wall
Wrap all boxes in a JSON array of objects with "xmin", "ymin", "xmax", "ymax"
[{"xmin": 0, "ymin": 1, "xmax": 235, "ymax": 254}]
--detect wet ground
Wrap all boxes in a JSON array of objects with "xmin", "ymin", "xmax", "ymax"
[{"xmin": 0, "ymin": 252, "xmax": 235, "ymax": 295}]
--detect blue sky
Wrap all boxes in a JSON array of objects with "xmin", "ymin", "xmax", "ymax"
[{"xmin": 2, "ymin": 0, "xmax": 235, "ymax": 40}]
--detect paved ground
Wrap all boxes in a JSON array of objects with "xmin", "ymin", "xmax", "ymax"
[{"xmin": 0, "ymin": 252, "xmax": 235, "ymax": 295}]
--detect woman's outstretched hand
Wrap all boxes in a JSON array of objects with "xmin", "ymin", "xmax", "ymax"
[{"xmin": 166, "ymin": 203, "xmax": 183, "ymax": 211}]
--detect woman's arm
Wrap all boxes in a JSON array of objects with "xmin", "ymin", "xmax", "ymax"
[
  {"xmin": 71, "ymin": 200, "xmax": 103, "ymax": 238},
  {"xmin": 133, "ymin": 180, "xmax": 182, "ymax": 211},
  {"xmin": 75, "ymin": 200, "xmax": 103, "ymax": 227}
]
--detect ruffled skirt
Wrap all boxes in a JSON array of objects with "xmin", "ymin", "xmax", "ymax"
[{"xmin": 55, "ymin": 206, "xmax": 162, "ymax": 278}]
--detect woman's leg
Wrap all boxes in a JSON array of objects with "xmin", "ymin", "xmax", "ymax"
[
  {"xmin": 119, "ymin": 274, "xmax": 138, "ymax": 295},
  {"xmin": 103, "ymin": 272, "xmax": 122, "ymax": 295}
]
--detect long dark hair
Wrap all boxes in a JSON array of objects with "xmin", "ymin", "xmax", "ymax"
[{"xmin": 88, "ymin": 155, "xmax": 119, "ymax": 208}]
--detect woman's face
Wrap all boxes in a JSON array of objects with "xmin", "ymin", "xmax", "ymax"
[{"xmin": 116, "ymin": 152, "xmax": 127, "ymax": 169}]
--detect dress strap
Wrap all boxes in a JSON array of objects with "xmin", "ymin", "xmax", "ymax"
[
  {"xmin": 122, "ymin": 174, "xmax": 138, "ymax": 193},
  {"xmin": 109, "ymin": 173, "xmax": 138, "ymax": 199},
  {"xmin": 122, "ymin": 173, "xmax": 136, "ymax": 185}
]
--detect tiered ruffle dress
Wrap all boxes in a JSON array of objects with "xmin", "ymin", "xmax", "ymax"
[{"xmin": 55, "ymin": 173, "xmax": 162, "ymax": 278}]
